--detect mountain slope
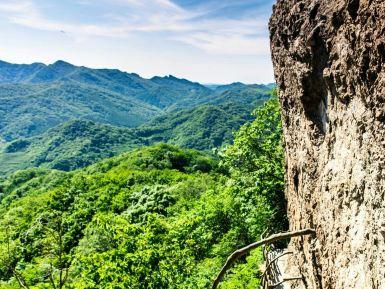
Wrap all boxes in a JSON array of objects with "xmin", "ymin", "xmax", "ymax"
[
  {"xmin": 0, "ymin": 145, "xmax": 230, "ymax": 289},
  {"xmin": 0, "ymin": 81, "xmax": 161, "ymax": 140},
  {"xmin": 136, "ymin": 102, "xmax": 255, "ymax": 150},
  {"xmin": 0, "ymin": 98, "xmax": 284, "ymax": 289},
  {"xmin": 0, "ymin": 120, "xmax": 142, "ymax": 173},
  {"xmin": 0, "ymin": 60, "xmax": 273, "ymax": 141},
  {"xmin": 0, "ymin": 100, "xmax": 266, "ymax": 174},
  {"xmin": 0, "ymin": 60, "xmax": 213, "ymax": 140}
]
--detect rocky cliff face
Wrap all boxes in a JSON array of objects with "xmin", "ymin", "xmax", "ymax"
[{"xmin": 269, "ymin": 1, "xmax": 385, "ymax": 288}]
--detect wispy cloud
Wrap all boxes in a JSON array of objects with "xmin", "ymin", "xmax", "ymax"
[{"xmin": 0, "ymin": 0, "xmax": 270, "ymax": 56}]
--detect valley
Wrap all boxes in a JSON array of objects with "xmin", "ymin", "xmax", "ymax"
[
  {"xmin": 0, "ymin": 60, "xmax": 273, "ymax": 175},
  {"xmin": 0, "ymin": 60, "xmax": 284, "ymax": 289}
]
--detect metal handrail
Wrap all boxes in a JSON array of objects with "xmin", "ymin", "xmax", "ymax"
[
  {"xmin": 261, "ymin": 251, "xmax": 293, "ymax": 286},
  {"xmin": 211, "ymin": 228, "xmax": 316, "ymax": 289}
]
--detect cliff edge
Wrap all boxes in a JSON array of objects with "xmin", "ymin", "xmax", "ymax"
[{"xmin": 269, "ymin": 0, "xmax": 385, "ymax": 288}]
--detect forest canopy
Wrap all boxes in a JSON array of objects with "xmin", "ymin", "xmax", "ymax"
[{"xmin": 0, "ymin": 96, "xmax": 286, "ymax": 289}]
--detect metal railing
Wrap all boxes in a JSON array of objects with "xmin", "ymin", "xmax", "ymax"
[{"xmin": 211, "ymin": 228, "xmax": 316, "ymax": 289}]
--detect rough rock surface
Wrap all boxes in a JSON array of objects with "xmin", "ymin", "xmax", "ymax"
[{"xmin": 269, "ymin": 1, "xmax": 385, "ymax": 288}]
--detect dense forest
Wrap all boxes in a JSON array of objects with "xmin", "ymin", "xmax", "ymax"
[
  {"xmin": 0, "ymin": 102, "xmax": 256, "ymax": 174},
  {"xmin": 0, "ymin": 60, "xmax": 272, "ymax": 141},
  {"xmin": 0, "ymin": 97, "xmax": 287, "ymax": 289},
  {"xmin": 0, "ymin": 60, "xmax": 273, "ymax": 176}
]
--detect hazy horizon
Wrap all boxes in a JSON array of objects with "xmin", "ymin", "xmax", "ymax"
[
  {"xmin": 0, "ymin": 0, "xmax": 276, "ymax": 84},
  {"xmin": 0, "ymin": 58, "xmax": 275, "ymax": 85}
]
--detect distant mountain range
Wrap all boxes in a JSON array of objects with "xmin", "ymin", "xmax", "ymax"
[
  {"xmin": 0, "ymin": 60, "xmax": 273, "ymax": 141},
  {"xmin": 0, "ymin": 102, "xmax": 262, "ymax": 174},
  {"xmin": 0, "ymin": 60, "xmax": 209, "ymax": 141},
  {"xmin": 0, "ymin": 60, "xmax": 275, "ymax": 174}
]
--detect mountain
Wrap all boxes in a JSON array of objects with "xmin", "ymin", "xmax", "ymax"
[
  {"xmin": 209, "ymin": 84, "xmax": 275, "ymax": 105},
  {"xmin": 136, "ymin": 102, "xmax": 256, "ymax": 150},
  {"xmin": 0, "ymin": 60, "xmax": 273, "ymax": 141},
  {"xmin": 0, "ymin": 59, "xmax": 274, "ymax": 175},
  {"xmin": 0, "ymin": 97, "xmax": 284, "ymax": 289},
  {"xmin": 0, "ymin": 60, "xmax": 210, "ymax": 140},
  {"xmin": 0, "ymin": 145, "xmax": 228, "ymax": 289},
  {"xmin": 0, "ymin": 80, "xmax": 160, "ymax": 140},
  {"xmin": 205, "ymin": 82, "xmax": 276, "ymax": 93},
  {"xmin": 0, "ymin": 120, "xmax": 142, "ymax": 174},
  {"xmin": 0, "ymin": 101, "xmax": 262, "ymax": 174}
]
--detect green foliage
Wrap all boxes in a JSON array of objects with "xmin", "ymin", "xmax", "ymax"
[
  {"xmin": 137, "ymin": 103, "xmax": 256, "ymax": 151},
  {"xmin": 219, "ymin": 250, "xmax": 264, "ymax": 289},
  {"xmin": 0, "ymin": 95, "xmax": 286, "ymax": 289},
  {"xmin": 0, "ymin": 60, "xmax": 273, "ymax": 141},
  {"xmin": 0, "ymin": 101, "xmax": 266, "ymax": 175},
  {"xmin": 0, "ymin": 145, "xmax": 232, "ymax": 289},
  {"xmin": 222, "ymin": 92, "xmax": 288, "ymax": 238},
  {"xmin": 4, "ymin": 140, "xmax": 31, "ymax": 153}
]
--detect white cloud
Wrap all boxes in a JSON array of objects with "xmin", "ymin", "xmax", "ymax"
[
  {"xmin": 0, "ymin": 1, "xmax": 34, "ymax": 12},
  {"xmin": 178, "ymin": 33, "xmax": 269, "ymax": 55},
  {"xmin": 0, "ymin": 0, "xmax": 270, "ymax": 56}
]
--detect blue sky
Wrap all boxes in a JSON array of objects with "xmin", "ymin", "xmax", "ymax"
[{"xmin": 0, "ymin": 0, "xmax": 276, "ymax": 84}]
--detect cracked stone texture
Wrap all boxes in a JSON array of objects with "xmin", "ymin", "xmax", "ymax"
[{"xmin": 269, "ymin": 0, "xmax": 385, "ymax": 288}]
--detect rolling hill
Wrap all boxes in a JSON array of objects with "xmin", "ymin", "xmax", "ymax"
[
  {"xmin": 0, "ymin": 97, "xmax": 285, "ymax": 289},
  {"xmin": 0, "ymin": 59, "xmax": 274, "ymax": 175},
  {"xmin": 0, "ymin": 60, "xmax": 211, "ymax": 140},
  {"xmin": 0, "ymin": 145, "xmax": 229, "ymax": 289},
  {"xmin": 0, "ymin": 101, "xmax": 265, "ymax": 174},
  {"xmin": 0, "ymin": 60, "xmax": 273, "ymax": 141}
]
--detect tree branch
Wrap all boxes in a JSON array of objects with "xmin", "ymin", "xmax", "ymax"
[
  {"xmin": 212, "ymin": 228, "xmax": 316, "ymax": 289},
  {"xmin": 48, "ymin": 262, "xmax": 57, "ymax": 289},
  {"xmin": 13, "ymin": 270, "xmax": 30, "ymax": 289},
  {"xmin": 61, "ymin": 268, "xmax": 69, "ymax": 288}
]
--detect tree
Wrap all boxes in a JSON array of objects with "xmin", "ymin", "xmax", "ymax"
[
  {"xmin": 3, "ymin": 225, "xmax": 31, "ymax": 289},
  {"xmin": 43, "ymin": 212, "xmax": 72, "ymax": 289},
  {"xmin": 1, "ymin": 212, "xmax": 72, "ymax": 289},
  {"xmin": 222, "ymin": 92, "xmax": 288, "ymax": 242}
]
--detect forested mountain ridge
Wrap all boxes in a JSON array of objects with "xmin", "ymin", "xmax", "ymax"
[
  {"xmin": 0, "ymin": 60, "xmax": 274, "ymax": 175},
  {"xmin": 0, "ymin": 60, "xmax": 273, "ymax": 141},
  {"xmin": 0, "ymin": 120, "xmax": 141, "ymax": 174},
  {"xmin": 135, "ymin": 102, "xmax": 258, "ymax": 150},
  {"xmin": 0, "ymin": 101, "xmax": 259, "ymax": 174},
  {"xmin": 0, "ymin": 60, "xmax": 207, "ymax": 140},
  {"xmin": 0, "ymin": 59, "xmax": 283, "ymax": 288},
  {"xmin": 0, "ymin": 98, "xmax": 287, "ymax": 289}
]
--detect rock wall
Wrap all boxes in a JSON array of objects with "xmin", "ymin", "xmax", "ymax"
[{"xmin": 269, "ymin": 1, "xmax": 385, "ymax": 288}]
